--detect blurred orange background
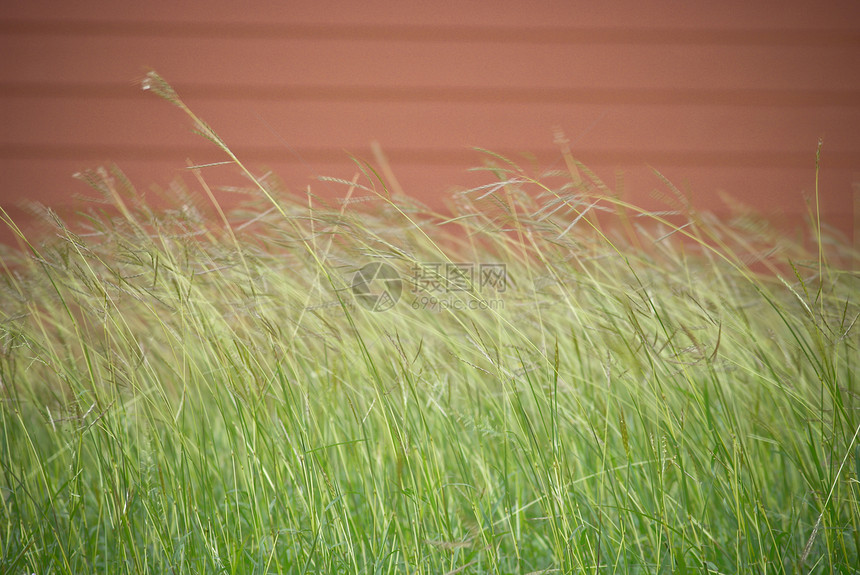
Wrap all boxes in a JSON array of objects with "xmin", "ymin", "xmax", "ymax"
[{"xmin": 1, "ymin": 1, "xmax": 858, "ymax": 242}]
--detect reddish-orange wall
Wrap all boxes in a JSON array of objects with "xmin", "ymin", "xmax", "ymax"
[{"xmin": 2, "ymin": 1, "xmax": 859, "ymax": 241}]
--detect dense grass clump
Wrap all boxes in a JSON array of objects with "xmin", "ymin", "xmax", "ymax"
[{"xmin": 1, "ymin": 73, "xmax": 858, "ymax": 573}]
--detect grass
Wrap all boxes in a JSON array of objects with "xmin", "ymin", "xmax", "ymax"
[{"xmin": 1, "ymin": 71, "xmax": 858, "ymax": 573}]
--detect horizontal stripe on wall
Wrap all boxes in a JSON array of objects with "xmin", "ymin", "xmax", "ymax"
[
  {"xmin": 2, "ymin": 20, "xmax": 859, "ymax": 46},
  {"xmin": 2, "ymin": 144, "xmax": 854, "ymax": 171},
  {"xmin": 2, "ymin": 83, "xmax": 858, "ymax": 108},
  {"xmin": 3, "ymin": 37, "xmax": 859, "ymax": 91},
  {"xmin": 3, "ymin": 98, "xmax": 857, "ymax": 156},
  {"xmin": 4, "ymin": 0, "xmax": 859, "ymax": 29},
  {"xmin": 2, "ymin": 157, "xmax": 853, "ymax": 214}
]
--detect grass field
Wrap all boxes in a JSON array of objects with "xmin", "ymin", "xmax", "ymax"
[{"xmin": 1, "ymin": 73, "xmax": 858, "ymax": 573}]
